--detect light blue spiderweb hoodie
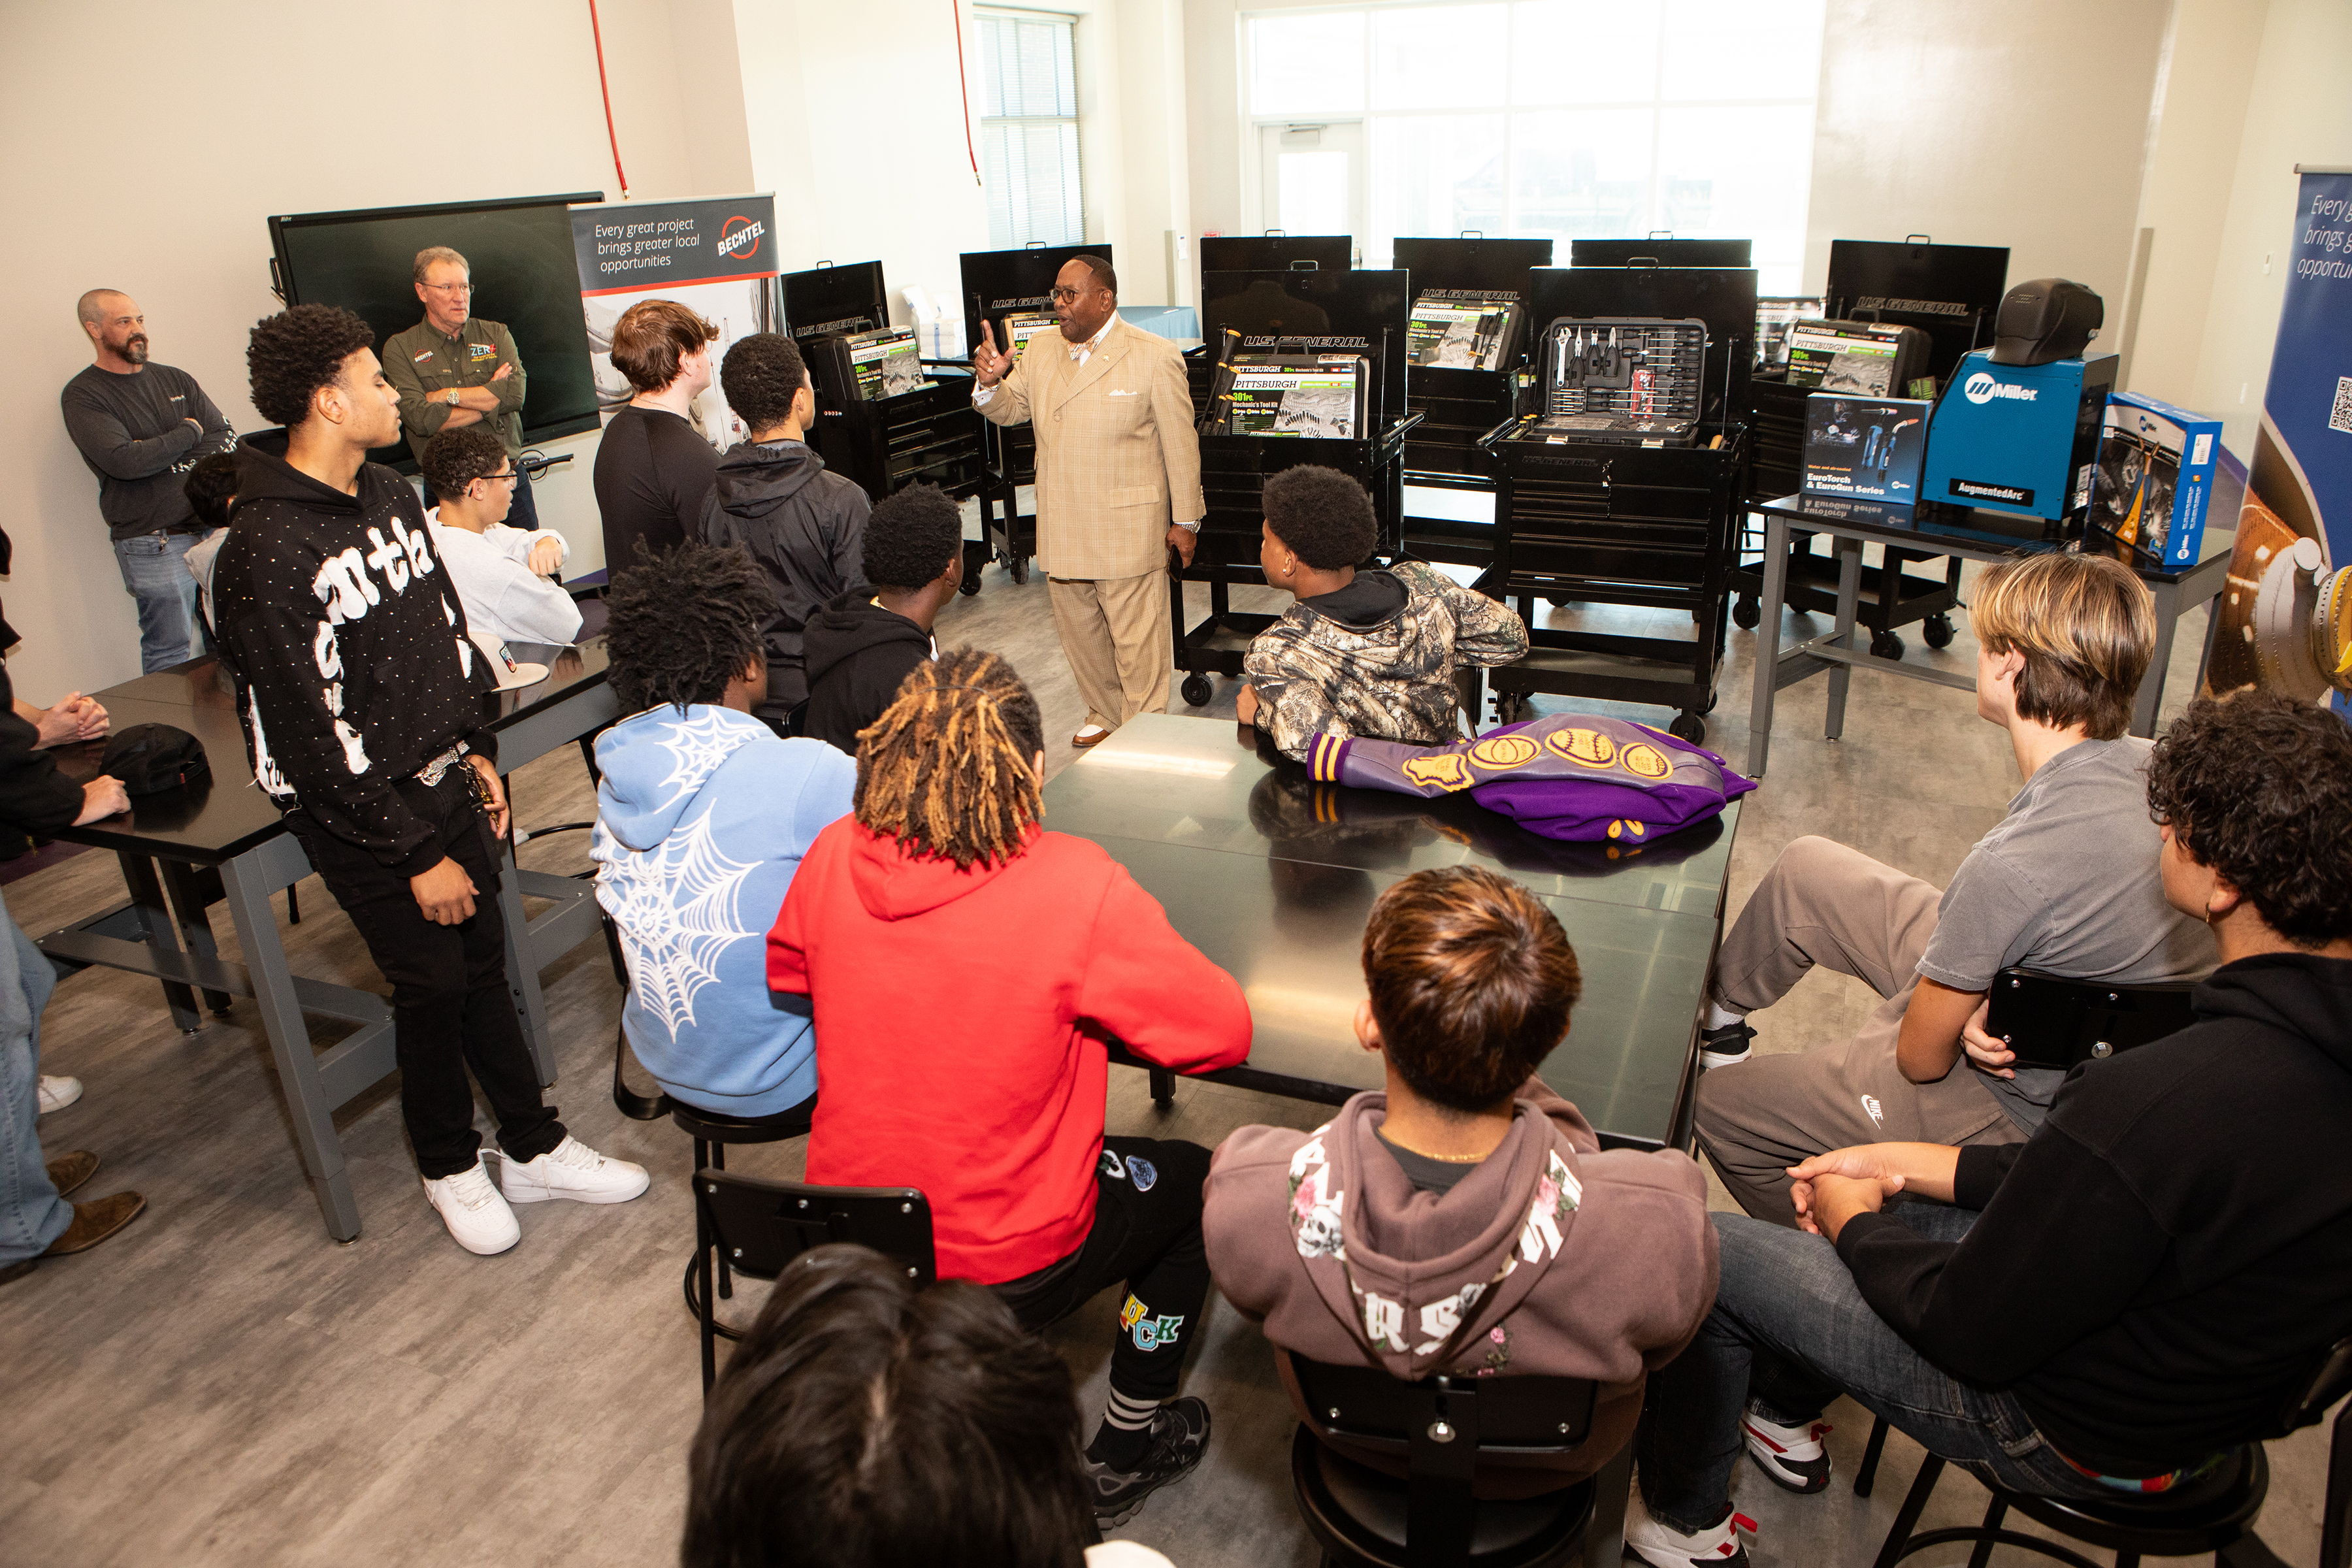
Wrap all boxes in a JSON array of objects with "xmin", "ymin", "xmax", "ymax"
[{"xmin": 592, "ymin": 704, "xmax": 855, "ymax": 1116}]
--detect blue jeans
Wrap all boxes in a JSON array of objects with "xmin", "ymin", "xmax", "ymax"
[
  {"xmin": 1635, "ymin": 1207, "xmax": 2116, "ymax": 1532},
  {"xmin": 0, "ymin": 889, "xmax": 69, "ymax": 1264},
  {"xmin": 113, "ymin": 531, "xmax": 203, "ymax": 673}
]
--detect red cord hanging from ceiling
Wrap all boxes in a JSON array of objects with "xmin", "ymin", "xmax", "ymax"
[
  {"xmin": 952, "ymin": 0, "xmax": 981, "ymax": 186},
  {"xmin": 588, "ymin": 0, "xmax": 631, "ymax": 199}
]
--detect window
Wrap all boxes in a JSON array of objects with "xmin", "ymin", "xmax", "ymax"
[
  {"xmin": 978, "ymin": 10, "xmax": 1085, "ymax": 249},
  {"xmin": 1244, "ymin": 0, "xmax": 1825, "ymax": 293}
]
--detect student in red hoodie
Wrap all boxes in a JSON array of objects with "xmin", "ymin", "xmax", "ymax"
[{"xmin": 768, "ymin": 648, "xmax": 1253, "ymax": 1529}]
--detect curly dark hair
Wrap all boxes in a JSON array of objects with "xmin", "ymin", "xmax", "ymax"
[
  {"xmin": 419, "ymin": 425, "xmax": 509, "ymax": 500},
  {"xmin": 182, "ymin": 451, "xmax": 240, "ymax": 531},
  {"xmin": 1263, "ymin": 464, "xmax": 1377, "ymax": 570},
  {"xmin": 248, "ymin": 304, "xmax": 376, "ymax": 428},
  {"xmin": 2146, "ymin": 690, "xmax": 2352, "ymax": 947},
  {"xmin": 855, "ymin": 649, "xmax": 1043, "ymax": 870},
  {"xmin": 721, "ymin": 333, "xmax": 810, "ymax": 434},
  {"xmin": 861, "ymin": 483, "xmax": 963, "ymax": 591},
  {"xmin": 1362, "ymin": 865, "xmax": 1582, "ymax": 1112},
  {"xmin": 604, "ymin": 540, "xmax": 774, "ymax": 715},
  {"xmin": 683, "ymin": 1244, "xmax": 1095, "ymax": 1568}
]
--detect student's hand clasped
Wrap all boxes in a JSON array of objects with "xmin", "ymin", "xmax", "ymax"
[
  {"xmin": 1786, "ymin": 1145, "xmax": 1906, "ymax": 1237},
  {"xmin": 1959, "ymin": 998, "xmax": 2017, "ymax": 1077}
]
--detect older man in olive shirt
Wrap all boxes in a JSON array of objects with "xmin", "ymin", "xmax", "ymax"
[{"xmin": 382, "ymin": 246, "xmax": 540, "ymax": 531}]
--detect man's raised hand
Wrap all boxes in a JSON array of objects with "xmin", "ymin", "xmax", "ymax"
[{"xmin": 973, "ymin": 319, "xmax": 1008, "ymax": 388}]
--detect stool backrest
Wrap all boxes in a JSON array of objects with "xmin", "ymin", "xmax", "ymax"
[
  {"xmin": 2283, "ymin": 1335, "xmax": 2352, "ymax": 1435},
  {"xmin": 694, "ymin": 1169, "xmax": 936, "ymax": 1286},
  {"xmin": 1984, "ymin": 966, "xmax": 2198, "ymax": 1071},
  {"xmin": 1290, "ymin": 1352, "xmax": 1596, "ymax": 1568}
]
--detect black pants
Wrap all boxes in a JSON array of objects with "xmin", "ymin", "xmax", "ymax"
[
  {"xmin": 286, "ymin": 772, "xmax": 564, "ymax": 1179},
  {"xmin": 993, "ymin": 1136, "xmax": 1213, "ymax": 1404}
]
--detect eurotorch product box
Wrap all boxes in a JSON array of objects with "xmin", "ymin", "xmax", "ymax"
[
  {"xmin": 1802, "ymin": 394, "xmax": 1932, "ymax": 503},
  {"xmin": 2090, "ymin": 390, "xmax": 2225, "ymax": 568}
]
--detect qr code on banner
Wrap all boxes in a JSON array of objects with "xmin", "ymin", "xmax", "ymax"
[{"xmin": 2333, "ymin": 376, "xmax": 2352, "ymax": 436}]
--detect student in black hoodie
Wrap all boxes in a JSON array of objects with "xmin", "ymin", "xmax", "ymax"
[
  {"xmin": 800, "ymin": 482, "xmax": 963, "ymax": 754},
  {"xmin": 1627, "ymin": 688, "xmax": 2352, "ymax": 1568},
  {"xmin": 698, "ymin": 333, "xmax": 869, "ymax": 730},
  {"xmin": 213, "ymin": 306, "xmax": 647, "ymax": 1259}
]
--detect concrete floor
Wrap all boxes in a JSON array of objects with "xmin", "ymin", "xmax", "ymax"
[{"xmin": 1, "ymin": 500, "xmax": 2334, "ymax": 1567}]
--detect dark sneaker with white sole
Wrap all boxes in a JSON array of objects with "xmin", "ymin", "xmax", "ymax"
[
  {"xmin": 1699, "ymin": 1020, "xmax": 1757, "ymax": 1070},
  {"xmin": 1086, "ymin": 1396, "xmax": 1211, "ymax": 1528},
  {"xmin": 1741, "ymin": 1400, "xmax": 1833, "ymax": 1492}
]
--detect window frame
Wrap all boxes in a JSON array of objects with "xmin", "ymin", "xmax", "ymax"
[{"xmin": 976, "ymin": 5, "xmax": 1088, "ymax": 250}]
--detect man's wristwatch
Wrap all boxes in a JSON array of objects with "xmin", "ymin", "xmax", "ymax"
[{"xmin": 1175, "ymin": 519, "xmax": 1201, "ymax": 532}]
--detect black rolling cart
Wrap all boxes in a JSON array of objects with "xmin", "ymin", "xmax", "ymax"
[
  {"xmin": 1478, "ymin": 265, "xmax": 1757, "ymax": 744},
  {"xmin": 1391, "ymin": 237, "xmax": 1556, "ymax": 571},
  {"xmin": 1174, "ymin": 268, "xmax": 1417, "ymax": 709},
  {"xmin": 1729, "ymin": 237, "xmax": 2010, "ymax": 656},
  {"xmin": 788, "ymin": 260, "xmax": 990, "ymax": 550},
  {"xmin": 958, "ymin": 242, "xmax": 1119, "ymax": 589}
]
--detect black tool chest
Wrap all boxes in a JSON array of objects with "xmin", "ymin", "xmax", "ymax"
[
  {"xmin": 1175, "ymin": 269, "xmax": 1416, "ymax": 708},
  {"xmin": 1480, "ymin": 265, "xmax": 1757, "ymax": 743}
]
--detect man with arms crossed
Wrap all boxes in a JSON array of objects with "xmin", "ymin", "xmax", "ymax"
[
  {"xmin": 384, "ymin": 247, "xmax": 539, "ymax": 530},
  {"xmin": 61, "ymin": 290, "xmax": 236, "ymax": 671},
  {"xmin": 1626, "ymin": 689, "xmax": 2352, "ymax": 1566},
  {"xmin": 971, "ymin": 256, "xmax": 1201, "ymax": 749},
  {"xmin": 214, "ymin": 305, "xmax": 644, "ymax": 1256}
]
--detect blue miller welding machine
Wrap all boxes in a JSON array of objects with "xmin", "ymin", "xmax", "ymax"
[{"xmin": 1920, "ymin": 350, "xmax": 2116, "ymax": 523}]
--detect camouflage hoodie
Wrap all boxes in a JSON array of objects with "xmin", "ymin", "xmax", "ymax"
[{"xmin": 1245, "ymin": 559, "xmax": 1526, "ymax": 763}]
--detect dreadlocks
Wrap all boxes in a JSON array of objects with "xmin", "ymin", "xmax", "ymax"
[
  {"xmin": 604, "ymin": 539, "xmax": 775, "ymax": 715},
  {"xmin": 854, "ymin": 649, "xmax": 1044, "ymax": 870}
]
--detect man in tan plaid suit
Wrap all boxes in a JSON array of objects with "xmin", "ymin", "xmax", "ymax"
[{"xmin": 973, "ymin": 255, "xmax": 1203, "ymax": 747}]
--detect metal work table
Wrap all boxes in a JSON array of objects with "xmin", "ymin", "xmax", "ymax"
[
  {"xmin": 1041, "ymin": 715, "xmax": 1742, "ymax": 1151},
  {"xmin": 1743, "ymin": 495, "xmax": 2234, "ymax": 777},
  {"xmin": 35, "ymin": 642, "xmax": 619, "ymax": 1242}
]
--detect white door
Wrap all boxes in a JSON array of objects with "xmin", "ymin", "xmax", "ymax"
[{"xmin": 1256, "ymin": 121, "xmax": 1365, "ymax": 265}]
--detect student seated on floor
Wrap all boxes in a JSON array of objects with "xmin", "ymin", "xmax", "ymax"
[
  {"xmin": 1235, "ymin": 464, "xmax": 1525, "ymax": 763},
  {"xmin": 593, "ymin": 540, "xmax": 853, "ymax": 1119},
  {"xmin": 800, "ymin": 481, "xmax": 963, "ymax": 755},
  {"xmin": 1625, "ymin": 689, "xmax": 2352, "ymax": 1568},
  {"xmin": 766, "ymin": 649, "xmax": 1252, "ymax": 1530},
  {"xmin": 420, "ymin": 425, "xmax": 583, "ymax": 647},
  {"xmin": 1693, "ymin": 551, "xmax": 2214, "ymax": 1242},
  {"xmin": 1204, "ymin": 865, "xmax": 1717, "ymax": 1496},
  {"xmin": 683, "ymin": 1243, "xmax": 1176, "ymax": 1568}
]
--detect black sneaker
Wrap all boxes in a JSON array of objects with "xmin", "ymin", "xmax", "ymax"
[
  {"xmin": 1699, "ymin": 1019, "xmax": 1756, "ymax": 1070},
  {"xmin": 1086, "ymin": 1396, "xmax": 1211, "ymax": 1527}
]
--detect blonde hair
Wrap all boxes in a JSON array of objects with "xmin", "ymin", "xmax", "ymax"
[
  {"xmin": 413, "ymin": 246, "xmax": 469, "ymax": 286},
  {"xmin": 853, "ymin": 650, "xmax": 1044, "ymax": 870},
  {"xmin": 1970, "ymin": 552, "xmax": 2154, "ymax": 739}
]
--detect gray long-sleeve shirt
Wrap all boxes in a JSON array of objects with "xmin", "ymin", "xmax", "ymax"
[{"xmin": 60, "ymin": 363, "xmax": 235, "ymax": 542}]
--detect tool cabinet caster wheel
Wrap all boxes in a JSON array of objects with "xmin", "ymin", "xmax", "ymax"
[
  {"xmin": 1181, "ymin": 674, "xmax": 1213, "ymax": 708},
  {"xmin": 959, "ymin": 571, "xmax": 981, "ymax": 596},
  {"xmin": 1546, "ymin": 595, "xmax": 1574, "ymax": 608},
  {"xmin": 1009, "ymin": 555, "xmax": 1030, "ymax": 585},
  {"xmin": 1870, "ymin": 629, "xmax": 1904, "ymax": 661},
  {"xmin": 1669, "ymin": 712, "xmax": 1707, "ymax": 744},
  {"xmin": 1733, "ymin": 596, "xmax": 1761, "ymax": 630},
  {"xmin": 1923, "ymin": 612, "xmax": 1955, "ymax": 649}
]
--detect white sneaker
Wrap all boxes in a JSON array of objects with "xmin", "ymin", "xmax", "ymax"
[
  {"xmin": 1625, "ymin": 1488, "xmax": 1755, "ymax": 1567},
  {"xmin": 1741, "ymin": 1400, "xmax": 1833, "ymax": 1492},
  {"xmin": 423, "ymin": 1158, "xmax": 521, "ymax": 1255},
  {"xmin": 37, "ymin": 1075, "xmax": 83, "ymax": 1114},
  {"xmin": 498, "ymin": 1135, "xmax": 649, "ymax": 1205}
]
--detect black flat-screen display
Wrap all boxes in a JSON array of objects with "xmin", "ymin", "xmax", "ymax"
[
  {"xmin": 1570, "ymin": 238, "xmax": 1754, "ymax": 269},
  {"xmin": 268, "ymin": 193, "xmax": 603, "ymax": 469},
  {"xmin": 1200, "ymin": 236, "xmax": 1353, "ymax": 278},
  {"xmin": 784, "ymin": 262, "xmax": 889, "ymax": 341}
]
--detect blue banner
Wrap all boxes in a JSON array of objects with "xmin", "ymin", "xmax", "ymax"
[{"xmin": 2209, "ymin": 168, "xmax": 2352, "ymax": 713}]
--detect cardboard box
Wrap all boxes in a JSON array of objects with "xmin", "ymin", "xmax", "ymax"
[
  {"xmin": 1802, "ymin": 394, "xmax": 1933, "ymax": 503},
  {"xmin": 2091, "ymin": 390, "xmax": 2225, "ymax": 568}
]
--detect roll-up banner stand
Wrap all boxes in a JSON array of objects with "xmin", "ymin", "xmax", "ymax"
[
  {"xmin": 570, "ymin": 193, "xmax": 781, "ymax": 452},
  {"xmin": 2208, "ymin": 167, "xmax": 2352, "ymax": 715}
]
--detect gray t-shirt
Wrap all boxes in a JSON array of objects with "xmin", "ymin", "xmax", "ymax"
[
  {"xmin": 1916, "ymin": 736, "xmax": 2216, "ymax": 1132},
  {"xmin": 60, "ymin": 363, "xmax": 235, "ymax": 542}
]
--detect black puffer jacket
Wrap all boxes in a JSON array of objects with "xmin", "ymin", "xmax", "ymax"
[{"xmin": 698, "ymin": 440, "xmax": 870, "ymax": 719}]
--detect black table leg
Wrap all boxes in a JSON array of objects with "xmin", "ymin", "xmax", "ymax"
[
  {"xmin": 116, "ymin": 852, "xmax": 203, "ymax": 1032},
  {"xmin": 157, "ymin": 860, "xmax": 234, "ymax": 1015}
]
